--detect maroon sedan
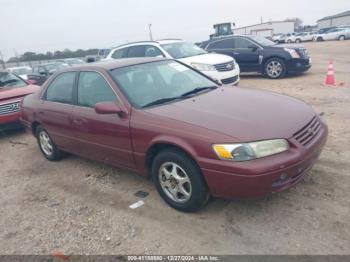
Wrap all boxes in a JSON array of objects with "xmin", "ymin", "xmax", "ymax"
[
  {"xmin": 21, "ymin": 58, "xmax": 328, "ymax": 212},
  {"xmin": 0, "ymin": 71, "xmax": 40, "ymax": 128}
]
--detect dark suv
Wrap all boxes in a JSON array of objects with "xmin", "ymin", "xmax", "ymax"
[{"xmin": 200, "ymin": 35, "xmax": 311, "ymax": 79}]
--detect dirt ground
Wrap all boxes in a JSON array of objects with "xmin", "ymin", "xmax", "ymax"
[{"xmin": 0, "ymin": 41, "xmax": 349, "ymax": 255}]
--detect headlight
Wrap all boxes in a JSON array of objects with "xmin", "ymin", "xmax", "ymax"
[
  {"xmin": 213, "ymin": 139, "xmax": 289, "ymax": 161},
  {"xmin": 284, "ymin": 48, "xmax": 300, "ymax": 58},
  {"xmin": 191, "ymin": 63, "xmax": 216, "ymax": 71}
]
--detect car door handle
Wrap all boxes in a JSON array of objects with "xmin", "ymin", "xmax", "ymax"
[{"xmin": 73, "ymin": 119, "xmax": 84, "ymax": 125}]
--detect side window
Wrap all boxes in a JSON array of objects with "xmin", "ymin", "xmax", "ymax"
[
  {"xmin": 38, "ymin": 66, "xmax": 46, "ymax": 74},
  {"xmin": 234, "ymin": 38, "xmax": 254, "ymax": 49},
  {"xmin": 77, "ymin": 72, "xmax": 117, "ymax": 108},
  {"xmin": 207, "ymin": 39, "xmax": 233, "ymax": 50},
  {"xmin": 145, "ymin": 45, "xmax": 164, "ymax": 57},
  {"xmin": 112, "ymin": 48, "xmax": 128, "ymax": 59},
  {"xmin": 46, "ymin": 72, "xmax": 75, "ymax": 104},
  {"xmin": 127, "ymin": 46, "xmax": 146, "ymax": 57}
]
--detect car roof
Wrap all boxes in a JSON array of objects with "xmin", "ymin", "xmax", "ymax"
[
  {"xmin": 59, "ymin": 57, "xmax": 170, "ymax": 71},
  {"xmin": 112, "ymin": 39, "xmax": 184, "ymax": 50}
]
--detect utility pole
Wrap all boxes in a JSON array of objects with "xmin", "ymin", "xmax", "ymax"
[
  {"xmin": 0, "ymin": 51, "xmax": 5, "ymax": 69},
  {"xmin": 13, "ymin": 48, "xmax": 20, "ymax": 66},
  {"xmin": 148, "ymin": 24, "xmax": 153, "ymax": 41}
]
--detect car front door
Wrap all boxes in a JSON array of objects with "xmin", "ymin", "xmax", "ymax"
[
  {"xmin": 231, "ymin": 37, "xmax": 261, "ymax": 72},
  {"xmin": 71, "ymin": 70, "xmax": 134, "ymax": 169},
  {"xmin": 40, "ymin": 71, "xmax": 77, "ymax": 151}
]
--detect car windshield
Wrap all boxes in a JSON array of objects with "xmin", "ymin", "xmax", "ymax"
[
  {"xmin": 161, "ymin": 42, "xmax": 207, "ymax": 59},
  {"xmin": 248, "ymin": 35, "xmax": 276, "ymax": 46},
  {"xmin": 0, "ymin": 72, "xmax": 27, "ymax": 88},
  {"xmin": 110, "ymin": 60, "xmax": 217, "ymax": 108},
  {"xmin": 45, "ymin": 63, "xmax": 69, "ymax": 71},
  {"xmin": 10, "ymin": 67, "xmax": 31, "ymax": 75}
]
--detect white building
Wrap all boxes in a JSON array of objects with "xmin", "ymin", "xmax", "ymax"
[
  {"xmin": 233, "ymin": 21, "xmax": 295, "ymax": 37},
  {"xmin": 317, "ymin": 10, "xmax": 350, "ymax": 29}
]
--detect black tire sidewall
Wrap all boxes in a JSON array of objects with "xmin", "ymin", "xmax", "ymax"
[
  {"xmin": 36, "ymin": 126, "xmax": 61, "ymax": 161},
  {"xmin": 264, "ymin": 58, "xmax": 286, "ymax": 79},
  {"xmin": 151, "ymin": 149, "xmax": 209, "ymax": 212}
]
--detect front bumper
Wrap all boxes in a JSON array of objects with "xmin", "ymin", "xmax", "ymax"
[
  {"xmin": 199, "ymin": 121, "xmax": 328, "ymax": 199},
  {"xmin": 287, "ymin": 58, "xmax": 311, "ymax": 73}
]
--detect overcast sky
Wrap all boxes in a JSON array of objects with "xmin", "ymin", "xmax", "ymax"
[{"xmin": 1, "ymin": 0, "xmax": 349, "ymax": 59}]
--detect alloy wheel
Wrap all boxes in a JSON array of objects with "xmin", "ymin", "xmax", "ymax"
[
  {"xmin": 158, "ymin": 162, "xmax": 192, "ymax": 203},
  {"xmin": 266, "ymin": 60, "xmax": 283, "ymax": 78},
  {"xmin": 39, "ymin": 131, "xmax": 53, "ymax": 156}
]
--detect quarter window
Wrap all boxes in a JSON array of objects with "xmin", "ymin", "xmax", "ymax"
[
  {"xmin": 77, "ymin": 72, "xmax": 117, "ymax": 108},
  {"xmin": 112, "ymin": 48, "xmax": 128, "ymax": 59},
  {"xmin": 46, "ymin": 72, "xmax": 75, "ymax": 104}
]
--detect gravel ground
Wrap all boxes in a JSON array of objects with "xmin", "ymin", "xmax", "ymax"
[{"xmin": 0, "ymin": 41, "xmax": 349, "ymax": 255}]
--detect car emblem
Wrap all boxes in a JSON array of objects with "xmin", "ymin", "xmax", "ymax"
[
  {"xmin": 307, "ymin": 128, "xmax": 314, "ymax": 135},
  {"xmin": 226, "ymin": 63, "xmax": 233, "ymax": 69},
  {"xmin": 11, "ymin": 103, "xmax": 20, "ymax": 110}
]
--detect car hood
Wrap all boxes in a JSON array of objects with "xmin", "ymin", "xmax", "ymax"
[
  {"xmin": 179, "ymin": 53, "xmax": 233, "ymax": 65},
  {"xmin": 0, "ymin": 84, "xmax": 40, "ymax": 102},
  {"xmin": 146, "ymin": 87, "xmax": 315, "ymax": 142}
]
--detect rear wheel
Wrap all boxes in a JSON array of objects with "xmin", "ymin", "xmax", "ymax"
[
  {"xmin": 287, "ymin": 39, "xmax": 292, "ymax": 43},
  {"xmin": 36, "ymin": 126, "xmax": 63, "ymax": 161},
  {"xmin": 295, "ymin": 39, "xmax": 301, "ymax": 43},
  {"xmin": 338, "ymin": 35, "xmax": 345, "ymax": 41},
  {"xmin": 317, "ymin": 37, "xmax": 323, "ymax": 42},
  {"xmin": 264, "ymin": 58, "xmax": 286, "ymax": 79},
  {"xmin": 152, "ymin": 148, "xmax": 209, "ymax": 212}
]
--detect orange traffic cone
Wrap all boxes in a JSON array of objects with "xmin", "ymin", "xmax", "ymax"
[{"xmin": 325, "ymin": 60, "xmax": 336, "ymax": 86}]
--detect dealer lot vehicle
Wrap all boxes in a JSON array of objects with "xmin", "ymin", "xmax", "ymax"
[
  {"xmin": 7, "ymin": 66, "xmax": 32, "ymax": 80},
  {"xmin": 286, "ymin": 32, "xmax": 315, "ymax": 43},
  {"xmin": 21, "ymin": 58, "xmax": 328, "ymax": 212},
  {"xmin": 105, "ymin": 39, "xmax": 240, "ymax": 86},
  {"xmin": 201, "ymin": 35, "xmax": 311, "ymax": 79},
  {"xmin": 0, "ymin": 71, "xmax": 40, "ymax": 128},
  {"xmin": 27, "ymin": 62, "xmax": 70, "ymax": 85},
  {"xmin": 272, "ymin": 34, "xmax": 286, "ymax": 44},
  {"xmin": 314, "ymin": 27, "xmax": 350, "ymax": 41},
  {"xmin": 56, "ymin": 58, "xmax": 85, "ymax": 66}
]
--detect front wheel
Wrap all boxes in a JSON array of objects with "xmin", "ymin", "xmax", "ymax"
[
  {"xmin": 264, "ymin": 58, "xmax": 286, "ymax": 79},
  {"xmin": 152, "ymin": 148, "xmax": 209, "ymax": 212},
  {"xmin": 317, "ymin": 37, "xmax": 323, "ymax": 42},
  {"xmin": 36, "ymin": 126, "xmax": 63, "ymax": 161},
  {"xmin": 295, "ymin": 39, "xmax": 301, "ymax": 43}
]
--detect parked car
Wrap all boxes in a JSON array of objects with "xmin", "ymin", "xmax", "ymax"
[
  {"xmin": 272, "ymin": 34, "xmax": 286, "ymax": 44},
  {"xmin": 56, "ymin": 58, "xmax": 85, "ymax": 66},
  {"xmin": 200, "ymin": 35, "xmax": 311, "ymax": 79},
  {"xmin": 314, "ymin": 27, "xmax": 350, "ymax": 41},
  {"xmin": 0, "ymin": 71, "xmax": 40, "ymax": 128},
  {"xmin": 27, "ymin": 62, "xmax": 70, "ymax": 85},
  {"xmin": 7, "ymin": 66, "xmax": 32, "ymax": 80},
  {"xmin": 105, "ymin": 39, "xmax": 240, "ymax": 86},
  {"xmin": 285, "ymin": 32, "xmax": 315, "ymax": 43},
  {"xmin": 21, "ymin": 58, "xmax": 328, "ymax": 212}
]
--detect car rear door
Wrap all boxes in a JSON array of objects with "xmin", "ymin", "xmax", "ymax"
[
  {"xmin": 39, "ymin": 71, "xmax": 77, "ymax": 151},
  {"xmin": 71, "ymin": 70, "xmax": 134, "ymax": 169}
]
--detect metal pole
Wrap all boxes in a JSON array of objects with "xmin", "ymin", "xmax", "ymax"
[{"xmin": 149, "ymin": 24, "xmax": 153, "ymax": 41}]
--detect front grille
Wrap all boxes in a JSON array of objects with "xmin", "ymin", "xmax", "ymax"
[
  {"xmin": 221, "ymin": 75, "xmax": 238, "ymax": 85},
  {"xmin": 0, "ymin": 101, "xmax": 21, "ymax": 116},
  {"xmin": 214, "ymin": 61, "xmax": 235, "ymax": 72},
  {"xmin": 293, "ymin": 116, "xmax": 321, "ymax": 146}
]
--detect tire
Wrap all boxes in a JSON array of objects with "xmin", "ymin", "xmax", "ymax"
[
  {"xmin": 36, "ymin": 125, "xmax": 63, "ymax": 161},
  {"xmin": 151, "ymin": 148, "xmax": 209, "ymax": 212},
  {"xmin": 287, "ymin": 40, "xmax": 292, "ymax": 43},
  {"xmin": 295, "ymin": 39, "xmax": 301, "ymax": 43},
  {"xmin": 317, "ymin": 37, "xmax": 323, "ymax": 42},
  {"xmin": 338, "ymin": 35, "xmax": 345, "ymax": 41},
  {"xmin": 264, "ymin": 58, "xmax": 286, "ymax": 79}
]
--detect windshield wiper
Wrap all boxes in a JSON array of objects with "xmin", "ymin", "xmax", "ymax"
[
  {"xmin": 142, "ymin": 97, "xmax": 181, "ymax": 108},
  {"xmin": 180, "ymin": 86, "xmax": 217, "ymax": 98}
]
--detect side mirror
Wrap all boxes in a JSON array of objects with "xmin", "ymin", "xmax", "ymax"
[
  {"xmin": 95, "ymin": 102, "xmax": 125, "ymax": 116},
  {"xmin": 27, "ymin": 79, "xmax": 38, "ymax": 85},
  {"xmin": 248, "ymin": 45, "xmax": 258, "ymax": 51}
]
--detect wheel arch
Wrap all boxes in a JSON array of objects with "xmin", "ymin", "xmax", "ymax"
[{"xmin": 31, "ymin": 121, "xmax": 41, "ymax": 136}]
